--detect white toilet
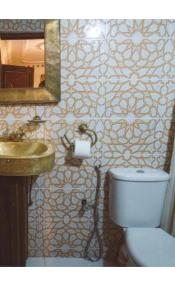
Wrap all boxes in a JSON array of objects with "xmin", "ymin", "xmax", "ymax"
[{"xmin": 109, "ymin": 167, "xmax": 175, "ymax": 267}]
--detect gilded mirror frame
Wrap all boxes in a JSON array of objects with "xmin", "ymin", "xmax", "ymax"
[{"xmin": 0, "ymin": 19, "xmax": 60, "ymax": 104}]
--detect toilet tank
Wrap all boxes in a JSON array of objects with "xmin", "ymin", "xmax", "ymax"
[{"xmin": 109, "ymin": 168, "xmax": 169, "ymax": 227}]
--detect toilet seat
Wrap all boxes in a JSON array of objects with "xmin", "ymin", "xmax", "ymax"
[{"xmin": 125, "ymin": 228, "xmax": 175, "ymax": 267}]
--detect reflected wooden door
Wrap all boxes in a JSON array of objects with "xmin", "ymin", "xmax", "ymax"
[{"xmin": 1, "ymin": 65, "xmax": 34, "ymax": 88}]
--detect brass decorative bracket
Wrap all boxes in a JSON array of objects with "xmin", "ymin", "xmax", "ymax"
[{"xmin": 61, "ymin": 123, "xmax": 98, "ymax": 150}]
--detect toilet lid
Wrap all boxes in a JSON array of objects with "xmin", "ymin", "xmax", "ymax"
[{"xmin": 126, "ymin": 228, "xmax": 175, "ymax": 267}]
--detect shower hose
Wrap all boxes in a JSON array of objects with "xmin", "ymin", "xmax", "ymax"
[{"xmin": 84, "ymin": 165, "xmax": 103, "ymax": 262}]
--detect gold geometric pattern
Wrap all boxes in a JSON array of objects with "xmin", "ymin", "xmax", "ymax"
[{"xmin": 0, "ymin": 19, "xmax": 175, "ymax": 263}]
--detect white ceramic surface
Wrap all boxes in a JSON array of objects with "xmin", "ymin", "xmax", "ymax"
[{"xmin": 109, "ymin": 168, "xmax": 169, "ymax": 227}]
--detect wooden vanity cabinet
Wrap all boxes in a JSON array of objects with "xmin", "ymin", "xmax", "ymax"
[{"xmin": 0, "ymin": 177, "xmax": 29, "ymax": 267}]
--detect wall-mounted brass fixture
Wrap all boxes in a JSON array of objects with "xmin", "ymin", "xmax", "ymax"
[
  {"xmin": 27, "ymin": 115, "xmax": 46, "ymax": 125},
  {"xmin": 0, "ymin": 115, "xmax": 46, "ymax": 142},
  {"xmin": 61, "ymin": 123, "xmax": 98, "ymax": 150},
  {"xmin": 78, "ymin": 123, "xmax": 97, "ymax": 146}
]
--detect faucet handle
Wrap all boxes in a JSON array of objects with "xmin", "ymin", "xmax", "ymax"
[{"xmin": 2, "ymin": 128, "xmax": 10, "ymax": 136}]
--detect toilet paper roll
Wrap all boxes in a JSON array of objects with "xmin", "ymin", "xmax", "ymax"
[{"xmin": 72, "ymin": 139, "xmax": 91, "ymax": 159}]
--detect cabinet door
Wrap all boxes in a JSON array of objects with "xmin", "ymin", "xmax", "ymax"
[
  {"xmin": 0, "ymin": 177, "xmax": 28, "ymax": 266},
  {"xmin": 0, "ymin": 185, "xmax": 13, "ymax": 266}
]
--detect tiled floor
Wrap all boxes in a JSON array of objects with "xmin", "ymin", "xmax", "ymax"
[{"xmin": 26, "ymin": 257, "xmax": 103, "ymax": 267}]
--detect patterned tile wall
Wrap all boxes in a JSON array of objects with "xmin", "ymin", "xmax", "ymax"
[{"xmin": 0, "ymin": 20, "xmax": 175, "ymax": 263}]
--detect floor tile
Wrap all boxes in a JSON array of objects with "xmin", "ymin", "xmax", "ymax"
[
  {"xmin": 26, "ymin": 257, "xmax": 45, "ymax": 267},
  {"xmin": 44, "ymin": 257, "xmax": 103, "ymax": 267}
]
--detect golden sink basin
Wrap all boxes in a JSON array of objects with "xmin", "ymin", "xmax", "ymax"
[{"xmin": 0, "ymin": 139, "xmax": 55, "ymax": 176}]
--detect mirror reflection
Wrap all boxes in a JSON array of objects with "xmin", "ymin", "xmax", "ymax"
[{"xmin": 0, "ymin": 33, "xmax": 45, "ymax": 88}]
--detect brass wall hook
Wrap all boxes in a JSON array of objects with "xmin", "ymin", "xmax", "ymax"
[{"xmin": 61, "ymin": 123, "xmax": 98, "ymax": 149}]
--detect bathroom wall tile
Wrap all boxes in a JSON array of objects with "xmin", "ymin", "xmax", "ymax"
[
  {"xmin": 35, "ymin": 106, "xmax": 64, "ymax": 140},
  {"xmin": 0, "ymin": 105, "xmax": 35, "ymax": 121},
  {"xmin": 70, "ymin": 157, "xmax": 103, "ymax": 190},
  {"xmin": 31, "ymin": 176, "xmax": 45, "ymax": 190},
  {"xmin": 100, "ymin": 37, "xmax": 168, "ymax": 74},
  {"xmin": 36, "ymin": 106, "xmax": 101, "ymax": 139},
  {"xmin": 61, "ymin": 19, "xmax": 107, "ymax": 40},
  {"xmin": 100, "ymin": 40, "xmax": 164, "ymax": 76},
  {"xmin": 100, "ymin": 119, "xmax": 174, "ymax": 155},
  {"xmin": 61, "ymin": 65, "xmax": 99, "ymax": 93},
  {"xmin": 35, "ymin": 104, "xmax": 60, "ymax": 121},
  {"xmin": 152, "ymin": 82, "xmax": 175, "ymax": 118},
  {"xmin": 104, "ymin": 91, "xmax": 155, "ymax": 118},
  {"xmin": 28, "ymin": 249, "xmax": 45, "ymax": 257},
  {"xmin": 41, "ymin": 188, "xmax": 104, "ymax": 257},
  {"xmin": 106, "ymin": 19, "xmax": 168, "ymax": 39},
  {"xmin": 100, "ymin": 37, "xmax": 175, "ymax": 80},
  {"xmin": 164, "ymin": 20, "xmax": 175, "ymax": 39},
  {"xmin": 61, "ymin": 38, "xmax": 100, "ymax": 71},
  {"xmin": 101, "ymin": 80, "xmax": 175, "ymax": 119},
  {"xmin": 161, "ymin": 49, "xmax": 175, "ymax": 80},
  {"xmin": 39, "ymin": 162, "xmax": 100, "ymax": 192},
  {"xmin": 38, "ymin": 147, "xmax": 102, "ymax": 192},
  {"xmin": 61, "ymin": 90, "xmax": 98, "ymax": 118},
  {"xmin": 97, "ymin": 60, "xmax": 175, "ymax": 118},
  {"xmin": 99, "ymin": 153, "xmax": 170, "ymax": 189},
  {"xmin": 28, "ymin": 189, "xmax": 45, "ymax": 256},
  {"xmin": 145, "ymin": 154, "xmax": 172, "ymax": 170},
  {"xmin": 97, "ymin": 40, "xmax": 175, "ymax": 118},
  {"xmin": 42, "ymin": 157, "xmax": 100, "ymax": 191},
  {"xmin": 41, "ymin": 188, "xmax": 104, "ymax": 214},
  {"xmin": 100, "ymin": 151, "xmax": 151, "ymax": 171},
  {"xmin": 37, "ymin": 92, "xmax": 98, "ymax": 120},
  {"xmin": 43, "ymin": 226, "xmax": 103, "ymax": 258},
  {"xmin": 38, "ymin": 165, "xmax": 78, "ymax": 191},
  {"xmin": 33, "ymin": 167, "xmax": 86, "ymax": 195}
]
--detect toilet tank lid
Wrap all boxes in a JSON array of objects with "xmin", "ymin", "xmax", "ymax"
[{"xmin": 109, "ymin": 168, "xmax": 169, "ymax": 182}]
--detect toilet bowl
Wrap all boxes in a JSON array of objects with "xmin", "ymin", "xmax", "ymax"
[
  {"xmin": 109, "ymin": 167, "xmax": 175, "ymax": 267},
  {"xmin": 124, "ymin": 228, "xmax": 175, "ymax": 267}
]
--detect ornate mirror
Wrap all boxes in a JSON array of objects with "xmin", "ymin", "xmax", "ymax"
[{"xmin": 0, "ymin": 19, "xmax": 60, "ymax": 104}]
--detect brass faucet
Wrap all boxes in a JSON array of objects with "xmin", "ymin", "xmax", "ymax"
[
  {"xmin": 7, "ymin": 129, "xmax": 26, "ymax": 142},
  {"xmin": 0, "ymin": 115, "xmax": 46, "ymax": 142}
]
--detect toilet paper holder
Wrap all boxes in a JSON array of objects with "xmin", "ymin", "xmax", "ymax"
[{"xmin": 61, "ymin": 123, "xmax": 98, "ymax": 150}]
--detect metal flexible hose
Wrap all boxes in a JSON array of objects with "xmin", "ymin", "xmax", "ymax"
[{"xmin": 84, "ymin": 165, "xmax": 103, "ymax": 262}]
